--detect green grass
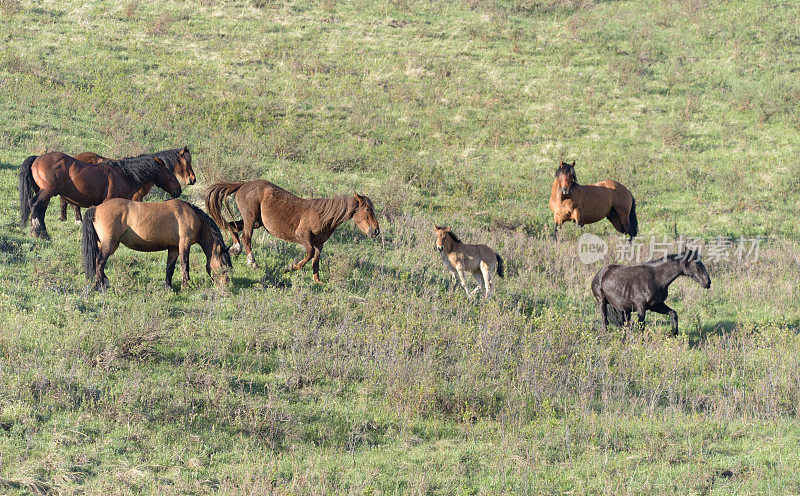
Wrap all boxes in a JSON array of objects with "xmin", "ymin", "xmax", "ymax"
[{"xmin": 2, "ymin": 0, "xmax": 800, "ymax": 493}]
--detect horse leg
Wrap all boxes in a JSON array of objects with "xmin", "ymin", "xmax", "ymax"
[
  {"xmin": 29, "ymin": 189, "xmax": 55, "ymax": 239},
  {"xmin": 597, "ymin": 296, "xmax": 609, "ymax": 332},
  {"xmin": 165, "ymin": 248, "xmax": 179, "ymax": 290},
  {"xmin": 310, "ymin": 245, "xmax": 323, "ymax": 283},
  {"xmin": 651, "ymin": 302, "xmax": 679, "ymax": 336},
  {"xmin": 179, "ymin": 245, "xmax": 191, "ymax": 290},
  {"xmin": 228, "ymin": 220, "xmax": 244, "ymax": 256},
  {"xmin": 286, "ymin": 236, "xmax": 314, "ymax": 273},
  {"xmin": 446, "ymin": 267, "xmax": 458, "ymax": 290},
  {"xmin": 241, "ymin": 217, "xmax": 259, "ymax": 269},
  {"xmin": 94, "ymin": 241, "xmax": 119, "ymax": 291},
  {"xmin": 73, "ymin": 205, "xmax": 82, "ymax": 225},
  {"xmin": 607, "ymin": 210, "xmax": 626, "ymax": 235},
  {"xmin": 480, "ymin": 261, "xmax": 492, "ymax": 298},
  {"xmin": 455, "ymin": 263, "xmax": 470, "ymax": 296},
  {"xmin": 471, "ymin": 272, "xmax": 484, "ymax": 298},
  {"xmin": 59, "ymin": 197, "xmax": 67, "ymax": 221}
]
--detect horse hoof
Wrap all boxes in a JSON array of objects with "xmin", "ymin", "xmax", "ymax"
[{"xmin": 74, "ymin": 220, "xmax": 82, "ymax": 226}]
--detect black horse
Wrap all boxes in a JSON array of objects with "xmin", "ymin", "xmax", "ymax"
[{"xmin": 591, "ymin": 250, "xmax": 711, "ymax": 336}]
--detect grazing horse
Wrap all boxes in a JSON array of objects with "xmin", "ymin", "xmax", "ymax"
[
  {"xmin": 206, "ymin": 180, "xmax": 380, "ymax": 283},
  {"xmin": 549, "ymin": 161, "xmax": 638, "ymax": 239},
  {"xmin": 60, "ymin": 147, "xmax": 195, "ymax": 223},
  {"xmin": 434, "ymin": 225, "xmax": 504, "ymax": 299},
  {"xmin": 81, "ymin": 199, "xmax": 231, "ymax": 291},
  {"xmin": 19, "ymin": 152, "xmax": 182, "ymax": 239},
  {"xmin": 591, "ymin": 250, "xmax": 711, "ymax": 336}
]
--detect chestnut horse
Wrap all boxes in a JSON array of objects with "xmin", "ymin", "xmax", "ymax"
[
  {"xmin": 81, "ymin": 199, "xmax": 231, "ymax": 291},
  {"xmin": 19, "ymin": 152, "xmax": 182, "ymax": 239},
  {"xmin": 60, "ymin": 147, "xmax": 195, "ymax": 223},
  {"xmin": 206, "ymin": 180, "xmax": 380, "ymax": 283},
  {"xmin": 549, "ymin": 161, "xmax": 638, "ymax": 240}
]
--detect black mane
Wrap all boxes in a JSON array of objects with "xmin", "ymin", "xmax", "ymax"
[
  {"xmin": 124, "ymin": 149, "xmax": 184, "ymax": 171},
  {"xmin": 555, "ymin": 162, "xmax": 576, "ymax": 181},
  {"xmin": 446, "ymin": 230, "xmax": 462, "ymax": 244},
  {"xmin": 109, "ymin": 155, "xmax": 168, "ymax": 184},
  {"xmin": 186, "ymin": 203, "xmax": 227, "ymax": 250}
]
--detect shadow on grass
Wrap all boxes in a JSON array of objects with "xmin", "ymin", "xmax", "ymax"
[
  {"xmin": 0, "ymin": 159, "xmax": 19, "ymax": 171},
  {"xmin": 687, "ymin": 320, "xmax": 738, "ymax": 347}
]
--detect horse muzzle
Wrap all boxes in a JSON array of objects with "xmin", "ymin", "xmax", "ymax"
[
  {"xmin": 370, "ymin": 228, "xmax": 380, "ymax": 238},
  {"xmin": 188, "ymin": 177, "xmax": 196, "ymax": 185},
  {"xmin": 560, "ymin": 187, "xmax": 570, "ymax": 196}
]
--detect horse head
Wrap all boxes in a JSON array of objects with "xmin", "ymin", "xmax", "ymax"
[
  {"xmin": 207, "ymin": 242, "xmax": 232, "ymax": 287},
  {"xmin": 154, "ymin": 158, "xmax": 182, "ymax": 198},
  {"xmin": 555, "ymin": 160, "xmax": 577, "ymax": 196},
  {"xmin": 176, "ymin": 146, "xmax": 196, "ymax": 185},
  {"xmin": 352, "ymin": 193, "xmax": 380, "ymax": 238},
  {"xmin": 680, "ymin": 249, "xmax": 711, "ymax": 289}
]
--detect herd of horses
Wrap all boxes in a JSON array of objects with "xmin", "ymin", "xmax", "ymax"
[{"xmin": 16, "ymin": 147, "xmax": 711, "ymax": 335}]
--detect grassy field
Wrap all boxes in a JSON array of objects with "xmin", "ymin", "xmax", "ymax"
[{"xmin": 2, "ymin": 0, "xmax": 800, "ymax": 494}]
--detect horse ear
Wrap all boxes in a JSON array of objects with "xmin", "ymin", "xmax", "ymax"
[
  {"xmin": 181, "ymin": 146, "xmax": 189, "ymax": 155},
  {"xmin": 571, "ymin": 161, "xmax": 576, "ymax": 167}
]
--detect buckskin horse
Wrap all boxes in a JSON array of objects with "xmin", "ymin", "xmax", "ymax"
[
  {"xmin": 434, "ymin": 225, "xmax": 504, "ymax": 299},
  {"xmin": 81, "ymin": 198, "xmax": 231, "ymax": 291},
  {"xmin": 591, "ymin": 250, "xmax": 711, "ymax": 336},
  {"xmin": 59, "ymin": 147, "xmax": 195, "ymax": 223},
  {"xmin": 19, "ymin": 152, "xmax": 182, "ymax": 239},
  {"xmin": 206, "ymin": 180, "xmax": 380, "ymax": 283},
  {"xmin": 549, "ymin": 160, "xmax": 638, "ymax": 240}
]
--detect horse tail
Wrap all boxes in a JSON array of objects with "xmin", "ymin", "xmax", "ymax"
[
  {"xmin": 205, "ymin": 182, "xmax": 244, "ymax": 237},
  {"xmin": 81, "ymin": 207, "xmax": 99, "ymax": 282},
  {"xmin": 19, "ymin": 155, "xmax": 38, "ymax": 227},
  {"xmin": 606, "ymin": 304, "xmax": 626, "ymax": 326},
  {"xmin": 627, "ymin": 197, "xmax": 638, "ymax": 239},
  {"xmin": 495, "ymin": 253, "xmax": 505, "ymax": 278}
]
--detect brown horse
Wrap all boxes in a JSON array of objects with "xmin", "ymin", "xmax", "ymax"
[
  {"xmin": 549, "ymin": 161, "xmax": 638, "ymax": 239},
  {"xmin": 81, "ymin": 199, "xmax": 231, "ymax": 291},
  {"xmin": 60, "ymin": 147, "xmax": 195, "ymax": 223},
  {"xmin": 19, "ymin": 152, "xmax": 182, "ymax": 239},
  {"xmin": 206, "ymin": 180, "xmax": 380, "ymax": 283}
]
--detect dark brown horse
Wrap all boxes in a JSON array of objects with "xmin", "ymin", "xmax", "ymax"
[
  {"xmin": 592, "ymin": 250, "xmax": 711, "ymax": 336},
  {"xmin": 549, "ymin": 161, "xmax": 638, "ymax": 239},
  {"xmin": 206, "ymin": 180, "xmax": 380, "ymax": 283},
  {"xmin": 60, "ymin": 147, "xmax": 195, "ymax": 223},
  {"xmin": 81, "ymin": 199, "xmax": 231, "ymax": 291},
  {"xmin": 19, "ymin": 152, "xmax": 182, "ymax": 239}
]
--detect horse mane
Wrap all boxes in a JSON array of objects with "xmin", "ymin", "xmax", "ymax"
[
  {"xmin": 644, "ymin": 251, "xmax": 700, "ymax": 266},
  {"xmin": 109, "ymin": 155, "xmax": 168, "ymax": 184},
  {"xmin": 446, "ymin": 230, "xmax": 462, "ymax": 244},
  {"xmin": 186, "ymin": 203, "xmax": 227, "ymax": 249},
  {"xmin": 555, "ymin": 163, "xmax": 577, "ymax": 184},
  {"xmin": 123, "ymin": 149, "xmax": 183, "ymax": 171}
]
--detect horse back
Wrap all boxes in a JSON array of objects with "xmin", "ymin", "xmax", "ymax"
[{"xmin": 73, "ymin": 152, "xmax": 111, "ymax": 164}]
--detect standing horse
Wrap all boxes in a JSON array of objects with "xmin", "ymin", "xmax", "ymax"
[
  {"xmin": 434, "ymin": 225, "xmax": 504, "ymax": 299},
  {"xmin": 206, "ymin": 180, "xmax": 380, "ymax": 283},
  {"xmin": 19, "ymin": 152, "xmax": 182, "ymax": 239},
  {"xmin": 81, "ymin": 199, "xmax": 231, "ymax": 291},
  {"xmin": 549, "ymin": 161, "xmax": 638, "ymax": 239},
  {"xmin": 591, "ymin": 250, "xmax": 711, "ymax": 336},
  {"xmin": 60, "ymin": 147, "xmax": 195, "ymax": 223}
]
